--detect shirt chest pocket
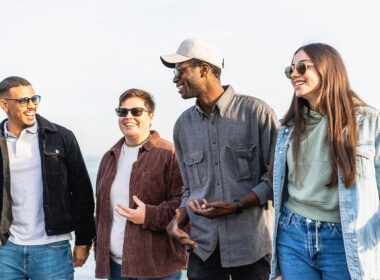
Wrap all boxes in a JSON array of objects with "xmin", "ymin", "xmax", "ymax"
[
  {"xmin": 43, "ymin": 147, "xmax": 66, "ymax": 175},
  {"xmin": 227, "ymin": 145, "xmax": 258, "ymax": 181},
  {"xmin": 183, "ymin": 151, "xmax": 206, "ymax": 187},
  {"xmin": 135, "ymin": 172, "xmax": 166, "ymax": 205},
  {"xmin": 356, "ymin": 145, "xmax": 375, "ymax": 180}
]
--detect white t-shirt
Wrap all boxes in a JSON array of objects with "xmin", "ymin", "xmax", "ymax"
[{"xmin": 109, "ymin": 143, "xmax": 140, "ymax": 264}]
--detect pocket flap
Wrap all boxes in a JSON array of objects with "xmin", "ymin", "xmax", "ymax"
[
  {"xmin": 183, "ymin": 151, "xmax": 204, "ymax": 165},
  {"xmin": 44, "ymin": 147, "xmax": 65, "ymax": 157},
  {"xmin": 227, "ymin": 145, "xmax": 256, "ymax": 157},
  {"xmin": 356, "ymin": 146, "xmax": 371, "ymax": 159}
]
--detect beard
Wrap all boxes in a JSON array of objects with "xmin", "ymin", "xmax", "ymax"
[{"xmin": 181, "ymin": 76, "xmax": 204, "ymax": 100}]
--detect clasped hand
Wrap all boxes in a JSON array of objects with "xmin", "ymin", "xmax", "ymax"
[{"xmin": 188, "ymin": 199, "xmax": 236, "ymax": 219}]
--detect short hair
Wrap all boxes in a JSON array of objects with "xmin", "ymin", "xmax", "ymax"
[
  {"xmin": 0, "ymin": 76, "xmax": 31, "ymax": 97},
  {"xmin": 191, "ymin": 59, "xmax": 222, "ymax": 79},
  {"xmin": 119, "ymin": 88, "xmax": 155, "ymax": 113}
]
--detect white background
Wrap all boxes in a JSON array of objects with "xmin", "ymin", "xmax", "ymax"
[{"xmin": 1, "ymin": 0, "xmax": 379, "ymax": 158}]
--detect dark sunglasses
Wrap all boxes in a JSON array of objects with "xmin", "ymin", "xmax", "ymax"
[
  {"xmin": 284, "ymin": 62, "xmax": 314, "ymax": 79},
  {"xmin": 3, "ymin": 95, "xmax": 41, "ymax": 107},
  {"xmin": 115, "ymin": 107, "xmax": 151, "ymax": 117}
]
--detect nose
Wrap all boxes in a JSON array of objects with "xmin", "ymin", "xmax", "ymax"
[
  {"xmin": 126, "ymin": 110, "xmax": 134, "ymax": 118},
  {"xmin": 290, "ymin": 68, "xmax": 299, "ymax": 79},
  {"xmin": 173, "ymin": 74, "xmax": 180, "ymax": 83},
  {"xmin": 26, "ymin": 99, "xmax": 36, "ymax": 108}
]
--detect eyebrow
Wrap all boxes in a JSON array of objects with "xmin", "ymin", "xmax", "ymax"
[{"xmin": 291, "ymin": 59, "xmax": 313, "ymax": 66}]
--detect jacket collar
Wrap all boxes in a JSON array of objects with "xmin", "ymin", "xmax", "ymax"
[
  {"xmin": 35, "ymin": 114, "xmax": 57, "ymax": 132},
  {"xmin": 0, "ymin": 114, "xmax": 56, "ymax": 138},
  {"xmin": 108, "ymin": 130, "xmax": 161, "ymax": 156}
]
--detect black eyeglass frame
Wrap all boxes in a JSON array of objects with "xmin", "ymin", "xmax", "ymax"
[
  {"xmin": 2, "ymin": 95, "xmax": 41, "ymax": 107},
  {"xmin": 284, "ymin": 62, "xmax": 314, "ymax": 79},
  {"xmin": 173, "ymin": 65, "xmax": 193, "ymax": 77},
  {"xmin": 115, "ymin": 107, "xmax": 151, "ymax": 117}
]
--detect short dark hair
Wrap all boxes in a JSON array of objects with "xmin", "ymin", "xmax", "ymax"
[
  {"xmin": 0, "ymin": 76, "xmax": 31, "ymax": 96},
  {"xmin": 191, "ymin": 59, "xmax": 222, "ymax": 79},
  {"xmin": 119, "ymin": 88, "xmax": 155, "ymax": 113}
]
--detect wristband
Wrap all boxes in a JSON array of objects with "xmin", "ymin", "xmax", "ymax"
[
  {"xmin": 233, "ymin": 199, "xmax": 244, "ymax": 214},
  {"xmin": 79, "ymin": 245, "xmax": 92, "ymax": 251}
]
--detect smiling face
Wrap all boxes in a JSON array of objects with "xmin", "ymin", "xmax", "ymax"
[
  {"xmin": 0, "ymin": 85, "xmax": 38, "ymax": 137},
  {"xmin": 118, "ymin": 97, "xmax": 154, "ymax": 145},
  {"xmin": 291, "ymin": 50, "xmax": 321, "ymax": 110},
  {"xmin": 172, "ymin": 61, "xmax": 203, "ymax": 100}
]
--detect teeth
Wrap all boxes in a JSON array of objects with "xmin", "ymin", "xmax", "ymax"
[{"xmin": 295, "ymin": 81, "xmax": 305, "ymax": 86}]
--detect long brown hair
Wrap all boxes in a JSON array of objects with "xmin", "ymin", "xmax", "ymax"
[{"xmin": 282, "ymin": 43, "xmax": 364, "ymax": 188}]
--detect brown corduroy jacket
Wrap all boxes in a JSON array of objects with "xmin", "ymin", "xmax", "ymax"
[{"xmin": 95, "ymin": 130, "xmax": 187, "ymax": 278}]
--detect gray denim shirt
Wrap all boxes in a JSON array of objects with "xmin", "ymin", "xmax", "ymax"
[{"xmin": 174, "ymin": 85, "xmax": 279, "ymax": 267}]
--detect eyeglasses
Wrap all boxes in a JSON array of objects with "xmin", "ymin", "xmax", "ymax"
[
  {"xmin": 173, "ymin": 65, "xmax": 193, "ymax": 77},
  {"xmin": 284, "ymin": 62, "xmax": 314, "ymax": 79},
  {"xmin": 115, "ymin": 107, "xmax": 151, "ymax": 117},
  {"xmin": 3, "ymin": 95, "xmax": 41, "ymax": 107}
]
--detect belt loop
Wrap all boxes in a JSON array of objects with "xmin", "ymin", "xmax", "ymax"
[{"xmin": 286, "ymin": 210, "xmax": 293, "ymax": 226}]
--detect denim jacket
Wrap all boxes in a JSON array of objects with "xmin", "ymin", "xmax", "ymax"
[{"xmin": 270, "ymin": 106, "xmax": 380, "ymax": 280}]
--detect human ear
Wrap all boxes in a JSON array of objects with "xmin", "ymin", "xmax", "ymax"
[
  {"xmin": 0, "ymin": 100, "xmax": 9, "ymax": 113},
  {"xmin": 200, "ymin": 64, "xmax": 209, "ymax": 77}
]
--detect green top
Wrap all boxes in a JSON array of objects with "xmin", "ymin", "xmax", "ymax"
[{"xmin": 285, "ymin": 110, "xmax": 340, "ymax": 222}]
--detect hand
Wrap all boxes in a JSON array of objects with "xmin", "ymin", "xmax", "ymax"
[
  {"xmin": 73, "ymin": 246, "xmax": 90, "ymax": 267},
  {"xmin": 116, "ymin": 195, "xmax": 146, "ymax": 225},
  {"xmin": 167, "ymin": 208, "xmax": 198, "ymax": 249},
  {"xmin": 275, "ymin": 277, "xmax": 283, "ymax": 280},
  {"xmin": 188, "ymin": 199, "xmax": 236, "ymax": 219}
]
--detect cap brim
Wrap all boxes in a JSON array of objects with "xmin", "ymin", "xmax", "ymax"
[{"xmin": 160, "ymin": 54, "xmax": 191, "ymax": 68}]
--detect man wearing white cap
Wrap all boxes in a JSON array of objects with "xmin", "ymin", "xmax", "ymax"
[{"xmin": 161, "ymin": 38, "xmax": 279, "ymax": 280}]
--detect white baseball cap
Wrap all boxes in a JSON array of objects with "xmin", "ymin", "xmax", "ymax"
[{"xmin": 160, "ymin": 38, "xmax": 224, "ymax": 69}]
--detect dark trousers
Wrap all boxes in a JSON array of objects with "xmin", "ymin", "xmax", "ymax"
[{"xmin": 187, "ymin": 245, "xmax": 270, "ymax": 280}]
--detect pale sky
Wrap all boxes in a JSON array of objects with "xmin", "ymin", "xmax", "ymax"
[{"xmin": 1, "ymin": 0, "xmax": 379, "ymax": 158}]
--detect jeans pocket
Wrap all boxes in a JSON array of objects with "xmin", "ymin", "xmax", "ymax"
[
  {"xmin": 278, "ymin": 213, "xmax": 289, "ymax": 230},
  {"xmin": 278, "ymin": 206, "xmax": 295, "ymax": 230},
  {"xmin": 327, "ymin": 223, "xmax": 344, "ymax": 238}
]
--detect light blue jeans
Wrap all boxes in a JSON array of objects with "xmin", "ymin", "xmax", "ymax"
[
  {"xmin": 109, "ymin": 259, "xmax": 182, "ymax": 280},
  {"xmin": 0, "ymin": 240, "xmax": 74, "ymax": 280},
  {"xmin": 277, "ymin": 206, "xmax": 351, "ymax": 280}
]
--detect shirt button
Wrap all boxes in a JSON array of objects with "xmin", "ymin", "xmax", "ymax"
[
  {"xmin": 279, "ymin": 151, "xmax": 283, "ymax": 154},
  {"xmin": 55, "ymin": 150, "xmax": 60, "ymax": 153},
  {"xmin": 215, "ymin": 162, "xmax": 218, "ymax": 165},
  {"xmin": 212, "ymin": 140, "xmax": 216, "ymax": 144},
  {"xmin": 285, "ymin": 129, "xmax": 289, "ymax": 132}
]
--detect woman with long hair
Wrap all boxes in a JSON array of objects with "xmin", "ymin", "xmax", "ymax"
[{"xmin": 270, "ymin": 43, "xmax": 380, "ymax": 279}]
